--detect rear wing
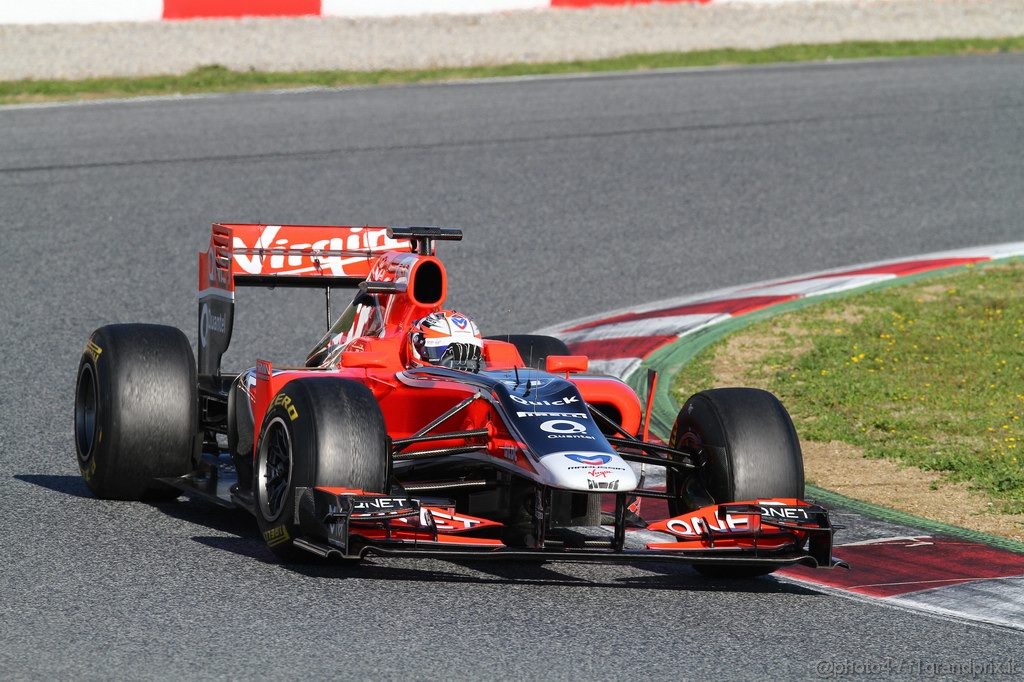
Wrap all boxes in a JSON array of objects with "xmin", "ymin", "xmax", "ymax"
[
  {"xmin": 197, "ymin": 224, "xmax": 416, "ymax": 376},
  {"xmin": 196, "ymin": 224, "xmax": 463, "ymax": 376},
  {"xmin": 199, "ymin": 223, "xmax": 413, "ymax": 293}
]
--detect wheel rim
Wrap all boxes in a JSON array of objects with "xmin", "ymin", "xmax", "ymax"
[
  {"xmin": 75, "ymin": 364, "xmax": 98, "ymax": 462},
  {"xmin": 257, "ymin": 417, "xmax": 292, "ymax": 522}
]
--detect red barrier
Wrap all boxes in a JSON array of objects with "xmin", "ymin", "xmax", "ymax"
[
  {"xmin": 552, "ymin": 0, "xmax": 708, "ymax": 6},
  {"xmin": 163, "ymin": 0, "xmax": 321, "ymax": 19}
]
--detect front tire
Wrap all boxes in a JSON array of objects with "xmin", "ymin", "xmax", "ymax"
[
  {"xmin": 253, "ymin": 378, "xmax": 388, "ymax": 562},
  {"xmin": 669, "ymin": 387, "xmax": 804, "ymax": 578},
  {"xmin": 74, "ymin": 324, "xmax": 197, "ymax": 500}
]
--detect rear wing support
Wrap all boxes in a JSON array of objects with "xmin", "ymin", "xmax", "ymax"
[{"xmin": 387, "ymin": 226, "xmax": 462, "ymax": 256}]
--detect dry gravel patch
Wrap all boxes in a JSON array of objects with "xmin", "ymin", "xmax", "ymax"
[
  {"xmin": 804, "ymin": 440, "xmax": 1024, "ymax": 542},
  {"xmin": 2, "ymin": 0, "xmax": 1024, "ymax": 80}
]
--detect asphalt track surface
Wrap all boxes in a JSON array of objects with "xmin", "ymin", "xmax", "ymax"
[{"xmin": 2, "ymin": 55, "xmax": 1023, "ymax": 678}]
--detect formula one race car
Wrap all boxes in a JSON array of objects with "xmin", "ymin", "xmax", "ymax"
[{"xmin": 73, "ymin": 224, "xmax": 845, "ymax": 576}]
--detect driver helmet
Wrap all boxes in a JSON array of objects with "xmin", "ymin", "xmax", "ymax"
[{"xmin": 410, "ymin": 311, "xmax": 483, "ymax": 370}]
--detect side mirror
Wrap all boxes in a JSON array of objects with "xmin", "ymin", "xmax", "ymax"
[{"xmin": 545, "ymin": 355, "xmax": 588, "ymax": 375}]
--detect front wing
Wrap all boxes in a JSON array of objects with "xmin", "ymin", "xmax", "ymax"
[{"xmin": 290, "ymin": 488, "xmax": 847, "ymax": 569}]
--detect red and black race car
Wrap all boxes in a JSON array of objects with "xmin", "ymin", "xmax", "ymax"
[{"xmin": 73, "ymin": 225, "xmax": 845, "ymax": 576}]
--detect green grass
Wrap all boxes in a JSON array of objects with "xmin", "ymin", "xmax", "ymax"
[
  {"xmin": 673, "ymin": 261, "xmax": 1024, "ymax": 512},
  {"xmin": 4, "ymin": 36, "xmax": 1024, "ymax": 104}
]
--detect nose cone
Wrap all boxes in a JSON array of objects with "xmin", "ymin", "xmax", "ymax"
[{"xmin": 540, "ymin": 451, "xmax": 639, "ymax": 493}]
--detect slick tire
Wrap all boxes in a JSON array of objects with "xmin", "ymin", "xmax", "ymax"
[
  {"xmin": 669, "ymin": 388, "xmax": 804, "ymax": 579},
  {"xmin": 485, "ymin": 334, "xmax": 570, "ymax": 371},
  {"xmin": 253, "ymin": 378, "xmax": 387, "ymax": 563},
  {"xmin": 74, "ymin": 324, "xmax": 198, "ymax": 501}
]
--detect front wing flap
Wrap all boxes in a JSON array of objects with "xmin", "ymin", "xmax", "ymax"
[
  {"xmin": 646, "ymin": 498, "xmax": 846, "ymax": 569},
  {"xmin": 295, "ymin": 487, "xmax": 505, "ymax": 559},
  {"xmin": 292, "ymin": 489, "xmax": 844, "ymax": 568}
]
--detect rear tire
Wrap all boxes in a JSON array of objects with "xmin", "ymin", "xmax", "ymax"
[
  {"xmin": 669, "ymin": 388, "xmax": 804, "ymax": 578},
  {"xmin": 74, "ymin": 324, "xmax": 197, "ymax": 500},
  {"xmin": 253, "ymin": 378, "xmax": 388, "ymax": 562},
  {"xmin": 485, "ymin": 334, "xmax": 570, "ymax": 371}
]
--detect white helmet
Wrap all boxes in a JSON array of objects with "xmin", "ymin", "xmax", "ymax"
[{"xmin": 410, "ymin": 311, "xmax": 483, "ymax": 370}]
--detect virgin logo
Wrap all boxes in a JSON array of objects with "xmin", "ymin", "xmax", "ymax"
[{"xmin": 232, "ymin": 226, "xmax": 404, "ymax": 276}]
